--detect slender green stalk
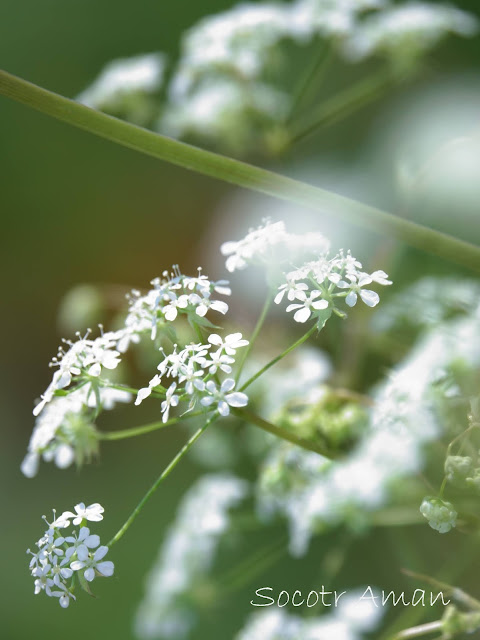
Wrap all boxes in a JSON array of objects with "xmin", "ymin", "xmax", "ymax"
[
  {"xmin": 1, "ymin": 69, "xmax": 480, "ymax": 271},
  {"xmin": 98, "ymin": 409, "xmax": 204, "ymax": 441},
  {"xmin": 286, "ymin": 40, "xmax": 332, "ymax": 124},
  {"xmin": 401, "ymin": 569, "xmax": 480, "ymax": 611},
  {"xmin": 235, "ymin": 292, "xmax": 273, "ymax": 385},
  {"xmin": 240, "ymin": 324, "xmax": 317, "ymax": 392},
  {"xmin": 233, "ymin": 407, "xmax": 337, "ymax": 458},
  {"xmin": 107, "ymin": 412, "xmax": 217, "ymax": 546},
  {"xmin": 289, "ymin": 68, "xmax": 405, "ymax": 145},
  {"xmin": 390, "ymin": 621, "xmax": 443, "ymax": 640}
]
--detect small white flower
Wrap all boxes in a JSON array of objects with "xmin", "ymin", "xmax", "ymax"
[
  {"xmin": 70, "ymin": 545, "xmax": 114, "ymax": 582},
  {"xmin": 274, "ymin": 280, "xmax": 308, "ymax": 304},
  {"xmin": 345, "ymin": 274, "xmax": 381, "ymax": 308},
  {"xmin": 193, "ymin": 292, "xmax": 229, "ymax": 317},
  {"xmin": 202, "ymin": 351, "xmax": 235, "ymax": 374},
  {"xmin": 163, "ymin": 294, "xmax": 190, "ymax": 322},
  {"xmin": 208, "ymin": 332, "xmax": 249, "ymax": 356},
  {"xmin": 53, "ymin": 502, "xmax": 104, "ymax": 528},
  {"xmin": 200, "ymin": 378, "xmax": 248, "ymax": 416},
  {"xmin": 64, "ymin": 526, "xmax": 100, "ymax": 560},
  {"xmin": 178, "ymin": 365, "xmax": 205, "ymax": 395},
  {"xmin": 286, "ymin": 291, "xmax": 329, "ymax": 323},
  {"xmin": 161, "ymin": 382, "xmax": 179, "ymax": 423}
]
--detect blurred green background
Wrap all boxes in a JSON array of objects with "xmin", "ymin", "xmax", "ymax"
[{"xmin": 2, "ymin": 0, "xmax": 480, "ymax": 638}]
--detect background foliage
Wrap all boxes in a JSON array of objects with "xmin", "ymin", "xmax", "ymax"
[{"xmin": 2, "ymin": 0, "xmax": 480, "ymax": 638}]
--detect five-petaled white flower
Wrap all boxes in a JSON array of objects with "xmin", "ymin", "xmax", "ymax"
[
  {"xmin": 286, "ymin": 291, "xmax": 329, "ymax": 323},
  {"xmin": 208, "ymin": 332, "xmax": 249, "ymax": 356},
  {"xmin": 70, "ymin": 545, "xmax": 114, "ymax": 582},
  {"xmin": 64, "ymin": 527, "xmax": 100, "ymax": 560},
  {"xmin": 274, "ymin": 280, "xmax": 308, "ymax": 304},
  {"xmin": 200, "ymin": 379, "xmax": 248, "ymax": 416}
]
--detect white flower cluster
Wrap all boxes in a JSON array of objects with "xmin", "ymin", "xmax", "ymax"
[
  {"xmin": 257, "ymin": 302, "xmax": 480, "ymax": 554},
  {"xmin": 221, "ymin": 219, "xmax": 330, "ymax": 273},
  {"xmin": 277, "ymin": 252, "xmax": 391, "ymax": 322},
  {"xmin": 420, "ymin": 497, "xmax": 457, "ymax": 534},
  {"xmin": 76, "ymin": 1, "xmax": 477, "ymax": 154},
  {"xmin": 236, "ymin": 589, "xmax": 383, "ymax": 640},
  {"xmin": 25, "ymin": 265, "xmax": 236, "ymax": 474},
  {"xmin": 344, "ymin": 2, "xmax": 478, "ymax": 64},
  {"xmin": 22, "ymin": 385, "xmax": 131, "ymax": 478},
  {"xmin": 372, "ymin": 276, "xmax": 480, "ymax": 335},
  {"xmin": 222, "ymin": 219, "xmax": 391, "ymax": 323},
  {"xmin": 121, "ymin": 266, "xmax": 231, "ymax": 347},
  {"xmin": 27, "ymin": 503, "xmax": 114, "ymax": 608},
  {"xmin": 135, "ymin": 474, "xmax": 248, "ymax": 639},
  {"xmin": 135, "ymin": 332, "xmax": 249, "ymax": 421},
  {"xmin": 33, "ymin": 329, "xmax": 124, "ymax": 417}
]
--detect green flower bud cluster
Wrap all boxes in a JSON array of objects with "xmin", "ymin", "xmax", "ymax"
[
  {"xmin": 420, "ymin": 497, "xmax": 457, "ymax": 534},
  {"xmin": 273, "ymin": 386, "xmax": 369, "ymax": 454},
  {"xmin": 444, "ymin": 455, "xmax": 474, "ymax": 488},
  {"xmin": 442, "ymin": 605, "xmax": 480, "ymax": 636}
]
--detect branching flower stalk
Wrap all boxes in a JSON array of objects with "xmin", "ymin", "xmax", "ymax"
[{"xmin": 23, "ymin": 219, "xmax": 393, "ymax": 609}]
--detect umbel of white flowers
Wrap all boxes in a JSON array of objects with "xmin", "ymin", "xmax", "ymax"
[{"xmin": 27, "ymin": 503, "xmax": 114, "ymax": 608}]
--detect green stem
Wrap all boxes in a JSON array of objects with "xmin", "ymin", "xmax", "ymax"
[
  {"xmin": 98, "ymin": 409, "xmax": 204, "ymax": 441},
  {"xmin": 233, "ymin": 407, "xmax": 336, "ymax": 458},
  {"xmin": 107, "ymin": 412, "xmax": 217, "ymax": 546},
  {"xmin": 289, "ymin": 67, "xmax": 404, "ymax": 146},
  {"xmin": 390, "ymin": 621, "xmax": 443, "ymax": 640},
  {"xmin": 1, "ymin": 69, "xmax": 480, "ymax": 271},
  {"xmin": 286, "ymin": 40, "xmax": 332, "ymax": 124},
  {"xmin": 235, "ymin": 292, "xmax": 273, "ymax": 385},
  {"xmin": 240, "ymin": 324, "xmax": 317, "ymax": 392}
]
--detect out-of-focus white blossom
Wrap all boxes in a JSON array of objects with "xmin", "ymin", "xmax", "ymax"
[
  {"xmin": 77, "ymin": 53, "xmax": 166, "ymax": 125},
  {"xmin": 291, "ymin": 0, "xmax": 387, "ymax": 40},
  {"xmin": 372, "ymin": 276, "xmax": 480, "ymax": 335},
  {"xmin": 135, "ymin": 474, "xmax": 247, "ymax": 639},
  {"xmin": 27, "ymin": 503, "xmax": 113, "ymax": 608},
  {"xmin": 257, "ymin": 303, "xmax": 480, "ymax": 554},
  {"xmin": 22, "ymin": 385, "xmax": 131, "ymax": 477},
  {"xmin": 343, "ymin": 2, "xmax": 478, "ymax": 63},
  {"xmin": 221, "ymin": 219, "xmax": 330, "ymax": 273},
  {"xmin": 236, "ymin": 589, "xmax": 383, "ymax": 640},
  {"xmin": 161, "ymin": 77, "xmax": 289, "ymax": 153}
]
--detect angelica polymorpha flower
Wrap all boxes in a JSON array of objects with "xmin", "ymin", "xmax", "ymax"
[
  {"xmin": 121, "ymin": 265, "xmax": 231, "ymax": 344},
  {"xmin": 271, "ymin": 250, "xmax": 391, "ymax": 329},
  {"xmin": 32, "ymin": 329, "xmax": 124, "ymax": 417},
  {"xmin": 135, "ymin": 333, "xmax": 249, "ymax": 422},
  {"xmin": 27, "ymin": 503, "xmax": 114, "ymax": 608}
]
